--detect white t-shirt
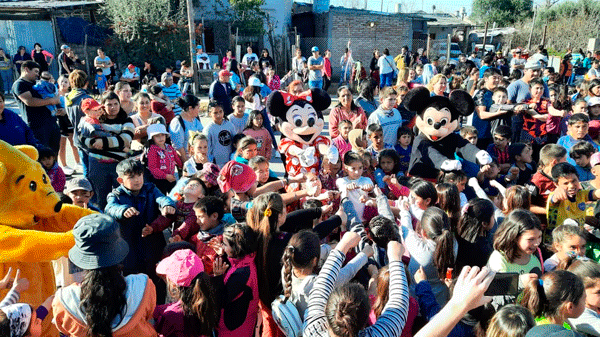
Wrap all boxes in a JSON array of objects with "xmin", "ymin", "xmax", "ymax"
[
  {"xmin": 94, "ymin": 56, "xmax": 112, "ymax": 76},
  {"xmin": 242, "ymin": 53, "xmax": 258, "ymax": 66},
  {"xmin": 336, "ymin": 176, "xmax": 373, "ymax": 221},
  {"xmin": 510, "ymin": 58, "xmax": 526, "ymax": 68},
  {"xmin": 196, "ymin": 52, "xmax": 210, "ymax": 69}
]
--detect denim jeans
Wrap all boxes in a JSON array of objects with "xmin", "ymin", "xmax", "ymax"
[
  {"xmin": 31, "ymin": 121, "xmax": 60, "ymax": 154},
  {"xmin": 0, "ymin": 69, "xmax": 12, "ymax": 93},
  {"xmin": 78, "ymin": 149, "xmax": 90, "ymax": 178},
  {"xmin": 308, "ymin": 79, "xmax": 323, "ymax": 89},
  {"xmin": 380, "ymin": 72, "xmax": 394, "ymax": 88},
  {"xmin": 261, "ymin": 109, "xmax": 278, "ymax": 150},
  {"xmin": 88, "ymin": 157, "xmax": 119, "ymax": 210}
]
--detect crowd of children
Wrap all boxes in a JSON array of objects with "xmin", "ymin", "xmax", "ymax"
[{"xmin": 10, "ymin": 54, "xmax": 600, "ymax": 337}]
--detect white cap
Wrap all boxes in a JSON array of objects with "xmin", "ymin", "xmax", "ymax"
[
  {"xmin": 249, "ymin": 77, "xmax": 262, "ymax": 87},
  {"xmin": 147, "ymin": 123, "xmax": 169, "ymax": 140}
]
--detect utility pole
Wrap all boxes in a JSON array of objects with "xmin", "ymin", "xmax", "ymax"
[
  {"xmin": 541, "ymin": 24, "xmax": 548, "ymax": 47},
  {"xmin": 482, "ymin": 21, "xmax": 489, "ymax": 55},
  {"xmin": 527, "ymin": 5, "xmax": 537, "ymax": 51},
  {"xmin": 186, "ymin": 0, "xmax": 198, "ymax": 94}
]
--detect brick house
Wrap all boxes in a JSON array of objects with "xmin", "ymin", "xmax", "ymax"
[{"xmin": 292, "ymin": 2, "xmax": 428, "ymax": 82}]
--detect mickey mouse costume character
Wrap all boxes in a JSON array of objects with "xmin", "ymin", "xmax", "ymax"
[
  {"xmin": 266, "ymin": 89, "xmax": 332, "ymax": 178},
  {"xmin": 404, "ymin": 87, "xmax": 492, "ymax": 180}
]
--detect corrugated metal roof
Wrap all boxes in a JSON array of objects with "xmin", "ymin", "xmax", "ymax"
[
  {"xmin": 0, "ymin": 0, "xmax": 102, "ymax": 11},
  {"xmin": 293, "ymin": 1, "xmax": 431, "ymax": 20},
  {"xmin": 418, "ymin": 13, "xmax": 473, "ymax": 27}
]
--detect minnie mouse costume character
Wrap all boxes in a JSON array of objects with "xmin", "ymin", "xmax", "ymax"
[
  {"xmin": 266, "ymin": 89, "xmax": 332, "ymax": 177},
  {"xmin": 404, "ymin": 87, "xmax": 492, "ymax": 179}
]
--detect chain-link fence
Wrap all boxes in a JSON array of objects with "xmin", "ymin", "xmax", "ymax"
[
  {"xmin": 292, "ymin": 36, "xmax": 453, "ymax": 85},
  {"xmin": 297, "ymin": 36, "xmax": 414, "ymax": 84}
]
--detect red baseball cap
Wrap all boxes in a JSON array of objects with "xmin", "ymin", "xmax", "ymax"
[
  {"xmin": 127, "ymin": 64, "xmax": 135, "ymax": 69},
  {"xmin": 219, "ymin": 69, "xmax": 232, "ymax": 77},
  {"xmin": 81, "ymin": 98, "xmax": 102, "ymax": 112}
]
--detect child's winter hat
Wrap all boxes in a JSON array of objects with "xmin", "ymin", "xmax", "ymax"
[
  {"xmin": 218, "ymin": 161, "xmax": 256, "ymax": 194},
  {"xmin": 590, "ymin": 152, "xmax": 600, "ymax": 167},
  {"xmin": 589, "ymin": 120, "xmax": 600, "ymax": 140},
  {"xmin": 198, "ymin": 162, "xmax": 220, "ymax": 187},
  {"xmin": 0, "ymin": 303, "xmax": 31, "ymax": 337},
  {"xmin": 156, "ymin": 249, "xmax": 204, "ymax": 287}
]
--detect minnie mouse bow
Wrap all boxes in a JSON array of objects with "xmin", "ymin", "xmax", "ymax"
[{"xmin": 280, "ymin": 90, "xmax": 313, "ymax": 106}]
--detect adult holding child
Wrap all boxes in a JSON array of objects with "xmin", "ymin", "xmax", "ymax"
[
  {"xmin": 84, "ymin": 91, "xmax": 134, "ymax": 210},
  {"xmin": 13, "ymin": 60, "xmax": 61, "ymax": 154}
]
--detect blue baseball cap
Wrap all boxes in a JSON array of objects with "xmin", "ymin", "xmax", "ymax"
[
  {"xmin": 196, "ymin": 45, "xmax": 203, "ymax": 50},
  {"xmin": 311, "ymin": 46, "xmax": 319, "ymax": 52}
]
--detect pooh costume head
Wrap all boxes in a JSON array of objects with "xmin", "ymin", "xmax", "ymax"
[
  {"xmin": 403, "ymin": 87, "xmax": 492, "ymax": 179},
  {"xmin": 0, "ymin": 140, "xmax": 94, "ymax": 336},
  {"xmin": 267, "ymin": 89, "xmax": 332, "ymax": 177}
]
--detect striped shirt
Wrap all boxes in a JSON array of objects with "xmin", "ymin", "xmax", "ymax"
[
  {"xmin": 302, "ymin": 250, "xmax": 409, "ymax": 337},
  {"xmin": 368, "ymin": 108, "xmax": 403, "ymax": 149},
  {"xmin": 160, "ymin": 84, "xmax": 183, "ymax": 115},
  {"xmin": 0, "ymin": 286, "xmax": 20, "ymax": 308},
  {"xmin": 78, "ymin": 118, "xmax": 135, "ymax": 162}
]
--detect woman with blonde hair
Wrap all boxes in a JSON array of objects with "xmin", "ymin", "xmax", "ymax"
[{"xmin": 427, "ymin": 74, "xmax": 448, "ymax": 97}]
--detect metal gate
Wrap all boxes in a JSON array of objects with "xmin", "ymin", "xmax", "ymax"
[{"xmin": 0, "ymin": 20, "xmax": 58, "ymax": 78}]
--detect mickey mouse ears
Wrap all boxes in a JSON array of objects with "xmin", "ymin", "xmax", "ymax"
[{"xmin": 403, "ymin": 87, "xmax": 474, "ymax": 118}]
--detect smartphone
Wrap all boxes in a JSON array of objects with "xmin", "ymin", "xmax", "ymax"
[{"xmin": 484, "ymin": 272, "xmax": 519, "ymax": 296}]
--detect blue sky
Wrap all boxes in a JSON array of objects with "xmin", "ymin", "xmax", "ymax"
[{"xmin": 322, "ymin": 0, "xmax": 566, "ymax": 15}]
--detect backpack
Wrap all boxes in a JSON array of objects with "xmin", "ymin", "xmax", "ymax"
[{"xmin": 271, "ymin": 295, "xmax": 303, "ymax": 337}]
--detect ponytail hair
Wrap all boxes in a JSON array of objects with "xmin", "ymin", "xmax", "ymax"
[
  {"xmin": 435, "ymin": 183, "xmax": 461, "ymax": 232},
  {"xmin": 222, "ymin": 223, "xmax": 258, "ymax": 259},
  {"xmin": 326, "ymin": 283, "xmax": 370, "ymax": 337},
  {"xmin": 457, "ymin": 198, "xmax": 495, "ymax": 243},
  {"xmin": 567, "ymin": 258, "xmax": 600, "ymax": 289},
  {"xmin": 372, "ymin": 266, "xmax": 390, "ymax": 319},
  {"xmin": 179, "ymin": 272, "xmax": 219, "ymax": 336},
  {"xmin": 421, "ymin": 207, "xmax": 455, "ymax": 279},
  {"xmin": 519, "ymin": 270, "xmax": 584, "ymax": 320},
  {"xmin": 247, "ymin": 192, "xmax": 285, "ymax": 305},
  {"xmin": 176, "ymin": 94, "xmax": 200, "ymax": 112},
  {"xmin": 282, "ymin": 230, "xmax": 320, "ymax": 300}
]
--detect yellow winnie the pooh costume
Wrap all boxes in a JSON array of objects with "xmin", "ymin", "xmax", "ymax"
[{"xmin": 0, "ymin": 140, "xmax": 94, "ymax": 336}]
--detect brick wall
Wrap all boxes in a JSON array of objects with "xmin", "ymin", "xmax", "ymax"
[{"xmin": 316, "ymin": 8, "xmax": 414, "ymax": 82}]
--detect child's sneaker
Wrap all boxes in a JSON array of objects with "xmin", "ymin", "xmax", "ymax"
[{"xmin": 74, "ymin": 163, "xmax": 84, "ymax": 173}]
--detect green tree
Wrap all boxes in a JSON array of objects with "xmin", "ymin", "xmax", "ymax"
[
  {"xmin": 471, "ymin": 0, "xmax": 533, "ymax": 26},
  {"xmin": 214, "ymin": 0, "xmax": 266, "ymax": 36},
  {"xmin": 101, "ymin": 0, "xmax": 189, "ymax": 70}
]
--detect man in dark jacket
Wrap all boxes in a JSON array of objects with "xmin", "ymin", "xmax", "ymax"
[{"xmin": 209, "ymin": 70, "xmax": 237, "ymax": 115}]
